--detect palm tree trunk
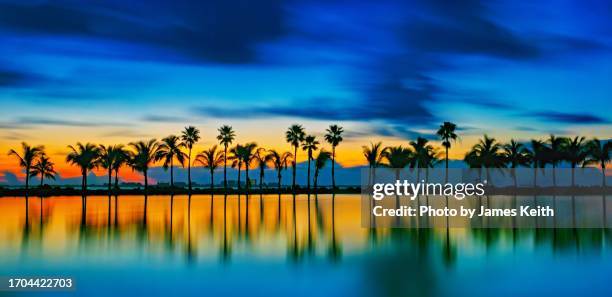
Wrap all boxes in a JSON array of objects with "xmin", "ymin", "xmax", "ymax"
[
  {"xmin": 108, "ymin": 168, "xmax": 112, "ymax": 194},
  {"xmin": 307, "ymin": 154, "xmax": 311, "ymax": 192},
  {"xmin": 246, "ymin": 166, "xmax": 250, "ymax": 193},
  {"xmin": 314, "ymin": 170, "xmax": 319, "ymax": 191},
  {"xmin": 114, "ymin": 169, "xmax": 119, "ymax": 191},
  {"xmin": 144, "ymin": 169, "xmax": 148, "ymax": 193},
  {"xmin": 277, "ymin": 171, "xmax": 282, "ymax": 193},
  {"xmin": 187, "ymin": 148, "xmax": 192, "ymax": 192},
  {"xmin": 224, "ymin": 145, "xmax": 228, "ymax": 192},
  {"xmin": 332, "ymin": 146, "xmax": 336, "ymax": 191},
  {"xmin": 292, "ymin": 146, "xmax": 297, "ymax": 192},
  {"xmin": 210, "ymin": 168, "xmax": 214, "ymax": 192},
  {"xmin": 237, "ymin": 165, "xmax": 242, "ymax": 191},
  {"xmin": 571, "ymin": 163, "xmax": 576, "ymax": 187},
  {"xmin": 602, "ymin": 162, "xmax": 607, "ymax": 187},
  {"xmin": 82, "ymin": 170, "xmax": 86, "ymax": 195},
  {"xmin": 40, "ymin": 174, "xmax": 44, "ymax": 188},
  {"xmin": 25, "ymin": 167, "xmax": 30, "ymax": 197},
  {"xmin": 170, "ymin": 159, "xmax": 174, "ymax": 188},
  {"xmin": 259, "ymin": 170, "xmax": 264, "ymax": 192}
]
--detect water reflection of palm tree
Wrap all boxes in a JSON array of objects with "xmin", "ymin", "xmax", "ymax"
[
  {"xmin": 286, "ymin": 125, "xmax": 306, "ymax": 193},
  {"xmin": 195, "ymin": 145, "xmax": 224, "ymax": 192},
  {"xmin": 181, "ymin": 126, "xmax": 201, "ymax": 193},
  {"xmin": 328, "ymin": 194, "xmax": 341, "ymax": 261},
  {"xmin": 217, "ymin": 125, "xmax": 235, "ymax": 193},
  {"xmin": 324, "ymin": 125, "xmax": 344, "ymax": 192},
  {"xmin": 186, "ymin": 195, "xmax": 195, "ymax": 264},
  {"xmin": 8, "ymin": 142, "xmax": 44, "ymax": 197},
  {"xmin": 222, "ymin": 195, "xmax": 231, "ymax": 262},
  {"xmin": 156, "ymin": 135, "xmax": 187, "ymax": 189},
  {"xmin": 302, "ymin": 135, "xmax": 320, "ymax": 193}
]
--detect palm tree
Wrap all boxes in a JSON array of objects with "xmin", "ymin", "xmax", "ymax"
[
  {"xmin": 195, "ymin": 145, "xmax": 224, "ymax": 191},
  {"xmin": 98, "ymin": 144, "xmax": 124, "ymax": 194},
  {"xmin": 302, "ymin": 135, "xmax": 319, "ymax": 192},
  {"xmin": 8, "ymin": 142, "xmax": 44, "ymax": 195},
  {"xmin": 382, "ymin": 146, "xmax": 412, "ymax": 209},
  {"xmin": 547, "ymin": 134, "xmax": 566, "ymax": 186},
  {"xmin": 362, "ymin": 142, "xmax": 386, "ymax": 185},
  {"xmin": 410, "ymin": 137, "xmax": 435, "ymax": 181},
  {"xmin": 241, "ymin": 142, "xmax": 258, "ymax": 191},
  {"xmin": 156, "ymin": 135, "xmax": 187, "ymax": 188},
  {"xmin": 30, "ymin": 153, "xmax": 56, "ymax": 188},
  {"xmin": 217, "ymin": 125, "xmax": 235, "ymax": 192},
  {"xmin": 466, "ymin": 135, "xmax": 505, "ymax": 182},
  {"xmin": 313, "ymin": 150, "xmax": 331, "ymax": 190},
  {"xmin": 436, "ymin": 122, "xmax": 458, "ymax": 169},
  {"xmin": 324, "ymin": 125, "xmax": 344, "ymax": 191},
  {"xmin": 253, "ymin": 148, "xmax": 271, "ymax": 191},
  {"xmin": 562, "ymin": 136, "xmax": 587, "ymax": 186},
  {"xmin": 268, "ymin": 150, "xmax": 292, "ymax": 192},
  {"xmin": 66, "ymin": 142, "xmax": 99, "ymax": 195},
  {"xmin": 503, "ymin": 139, "xmax": 531, "ymax": 187},
  {"xmin": 112, "ymin": 145, "xmax": 130, "ymax": 191},
  {"xmin": 181, "ymin": 126, "xmax": 200, "ymax": 192},
  {"xmin": 129, "ymin": 139, "xmax": 160, "ymax": 193},
  {"xmin": 286, "ymin": 124, "xmax": 305, "ymax": 192},
  {"xmin": 584, "ymin": 138, "xmax": 611, "ymax": 186},
  {"xmin": 530, "ymin": 139, "xmax": 547, "ymax": 187},
  {"xmin": 229, "ymin": 144, "xmax": 245, "ymax": 191}
]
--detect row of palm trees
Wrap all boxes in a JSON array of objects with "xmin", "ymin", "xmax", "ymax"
[
  {"xmin": 8, "ymin": 124, "xmax": 345, "ymax": 195},
  {"xmin": 362, "ymin": 122, "xmax": 610, "ymax": 186}
]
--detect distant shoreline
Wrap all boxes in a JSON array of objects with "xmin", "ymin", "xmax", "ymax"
[{"xmin": 0, "ymin": 186, "xmax": 609, "ymax": 197}]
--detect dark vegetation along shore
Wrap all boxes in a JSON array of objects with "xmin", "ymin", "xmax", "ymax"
[{"xmin": 4, "ymin": 121, "xmax": 610, "ymax": 198}]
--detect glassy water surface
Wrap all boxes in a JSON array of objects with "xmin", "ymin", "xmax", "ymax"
[{"xmin": 0, "ymin": 194, "xmax": 610, "ymax": 296}]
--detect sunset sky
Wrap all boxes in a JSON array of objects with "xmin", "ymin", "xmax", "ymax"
[{"xmin": 0, "ymin": 0, "xmax": 610, "ymax": 183}]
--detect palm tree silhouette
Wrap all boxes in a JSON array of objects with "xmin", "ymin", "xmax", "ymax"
[
  {"xmin": 217, "ymin": 125, "xmax": 235, "ymax": 192},
  {"xmin": 156, "ymin": 135, "xmax": 187, "ymax": 188},
  {"xmin": 181, "ymin": 126, "xmax": 200, "ymax": 193},
  {"xmin": 583, "ymin": 138, "xmax": 611, "ymax": 186},
  {"xmin": 30, "ymin": 153, "xmax": 56, "ymax": 189},
  {"xmin": 313, "ymin": 150, "xmax": 331, "ymax": 191},
  {"xmin": 363, "ymin": 142, "xmax": 386, "ymax": 185},
  {"xmin": 229, "ymin": 144, "xmax": 245, "ymax": 191},
  {"xmin": 547, "ymin": 134, "xmax": 566, "ymax": 186},
  {"xmin": 195, "ymin": 145, "xmax": 224, "ymax": 191},
  {"xmin": 128, "ymin": 139, "xmax": 160, "ymax": 193},
  {"xmin": 98, "ymin": 144, "xmax": 125, "ymax": 194},
  {"xmin": 410, "ymin": 137, "xmax": 436, "ymax": 181},
  {"xmin": 112, "ymin": 145, "xmax": 130, "ymax": 191},
  {"xmin": 503, "ymin": 139, "xmax": 531, "ymax": 187},
  {"xmin": 382, "ymin": 146, "xmax": 412, "ymax": 210},
  {"xmin": 302, "ymin": 134, "xmax": 319, "ymax": 192},
  {"xmin": 66, "ymin": 142, "xmax": 99, "ymax": 195},
  {"xmin": 253, "ymin": 148, "xmax": 271, "ymax": 192},
  {"xmin": 241, "ymin": 142, "xmax": 258, "ymax": 192},
  {"xmin": 324, "ymin": 125, "xmax": 344, "ymax": 191},
  {"xmin": 436, "ymin": 122, "xmax": 458, "ymax": 170},
  {"xmin": 8, "ymin": 142, "xmax": 44, "ymax": 196},
  {"xmin": 562, "ymin": 136, "xmax": 587, "ymax": 186},
  {"xmin": 465, "ymin": 135, "xmax": 505, "ymax": 182},
  {"xmin": 530, "ymin": 139, "xmax": 547, "ymax": 187},
  {"xmin": 267, "ymin": 150, "xmax": 292, "ymax": 192},
  {"xmin": 286, "ymin": 124, "xmax": 305, "ymax": 193}
]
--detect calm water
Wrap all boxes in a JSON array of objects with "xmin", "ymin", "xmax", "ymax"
[{"xmin": 0, "ymin": 194, "xmax": 611, "ymax": 297}]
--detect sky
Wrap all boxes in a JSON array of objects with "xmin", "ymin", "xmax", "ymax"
[{"xmin": 0, "ymin": 0, "xmax": 611, "ymax": 184}]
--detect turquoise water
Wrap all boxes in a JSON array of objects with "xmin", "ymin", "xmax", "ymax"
[{"xmin": 0, "ymin": 194, "xmax": 610, "ymax": 296}]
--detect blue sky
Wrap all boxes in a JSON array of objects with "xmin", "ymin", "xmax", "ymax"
[{"xmin": 0, "ymin": 0, "xmax": 610, "ymax": 152}]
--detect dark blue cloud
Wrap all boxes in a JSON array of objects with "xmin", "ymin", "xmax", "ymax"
[
  {"xmin": 0, "ymin": 0, "xmax": 287, "ymax": 63},
  {"xmin": 527, "ymin": 111, "xmax": 609, "ymax": 124}
]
